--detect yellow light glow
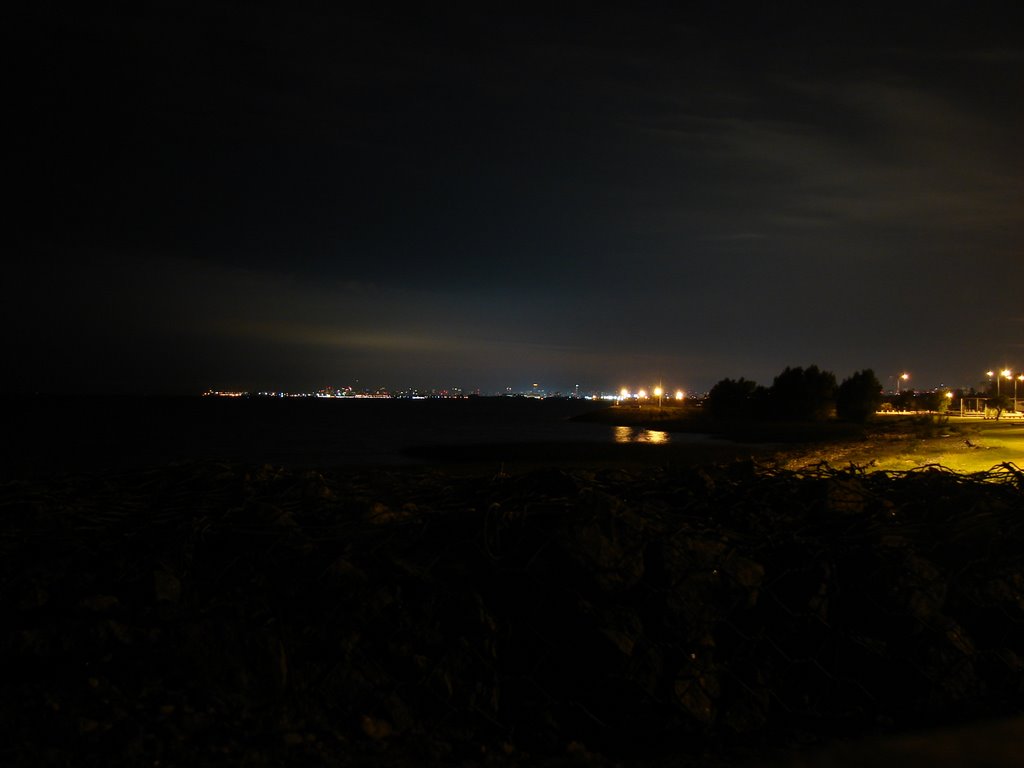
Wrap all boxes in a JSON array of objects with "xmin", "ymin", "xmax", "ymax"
[
  {"xmin": 620, "ymin": 387, "xmax": 629, "ymax": 399},
  {"xmin": 900, "ymin": 373, "xmax": 909, "ymax": 380},
  {"xmin": 638, "ymin": 389, "xmax": 647, "ymax": 399},
  {"xmin": 675, "ymin": 390, "xmax": 685, "ymax": 400},
  {"xmin": 945, "ymin": 391, "xmax": 953, "ymax": 399},
  {"xmin": 1002, "ymin": 369, "xmax": 1012, "ymax": 379},
  {"xmin": 653, "ymin": 386, "xmax": 663, "ymax": 398}
]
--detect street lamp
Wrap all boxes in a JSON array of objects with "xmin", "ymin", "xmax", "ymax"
[
  {"xmin": 653, "ymin": 385, "xmax": 663, "ymax": 410},
  {"xmin": 896, "ymin": 373, "xmax": 909, "ymax": 394},
  {"xmin": 990, "ymin": 369, "xmax": 1012, "ymax": 396}
]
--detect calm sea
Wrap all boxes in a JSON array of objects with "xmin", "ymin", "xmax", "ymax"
[{"xmin": 2, "ymin": 396, "xmax": 703, "ymax": 477}]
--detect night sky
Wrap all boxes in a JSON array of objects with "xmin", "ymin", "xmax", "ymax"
[{"xmin": 11, "ymin": 5, "xmax": 1024, "ymax": 395}]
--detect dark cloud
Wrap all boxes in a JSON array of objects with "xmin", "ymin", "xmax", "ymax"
[{"xmin": 10, "ymin": 5, "xmax": 1024, "ymax": 393}]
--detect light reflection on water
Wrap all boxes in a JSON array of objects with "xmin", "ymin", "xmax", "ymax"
[{"xmin": 614, "ymin": 426, "xmax": 671, "ymax": 444}]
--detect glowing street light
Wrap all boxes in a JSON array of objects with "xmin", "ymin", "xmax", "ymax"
[
  {"xmin": 619, "ymin": 387, "xmax": 629, "ymax": 402},
  {"xmin": 675, "ymin": 389, "xmax": 685, "ymax": 401},
  {"xmin": 896, "ymin": 372, "xmax": 909, "ymax": 394},
  {"xmin": 637, "ymin": 388, "xmax": 647, "ymax": 400},
  {"xmin": 989, "ymin": 369, "xmax": 1012, "ymax": 396},
  {"xmin": 653, "ymin": 385, "xmax": 663, "ymax": 409}
]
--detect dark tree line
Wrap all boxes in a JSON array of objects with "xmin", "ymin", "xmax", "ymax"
[
  {"xmin": 707, "ymin": 366, "xmax": 882, "ymax": 423},
  {"xmin": 835, "ymin": 369, "xmax": 883, "ymax": 422}
]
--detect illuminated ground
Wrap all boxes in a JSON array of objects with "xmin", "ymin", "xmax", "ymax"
[{"xmin": 780, "ymin": 418, "xmax": 1024, "ymax": 474}]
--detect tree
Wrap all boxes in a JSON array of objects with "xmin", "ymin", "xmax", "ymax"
[
  {"xmin": 835, "ymin": 369, "xmax": 882, "ymax": 422},
  {"xmin": 892, "ymin": 390, "xmax": 916, "ymax": 412},
  {"xmin": 768, "ymin": 365, "xmax": 837, "ymax": 422},
  {"xmin": 987, "ymin": 393, "xmax": 1012, "ymax": 420},
  {"xmin": 917, "ymin": 391, "xmax": 952, "ymax": 414},
  {"xmin": 706, "ymin": 377, "xmax": 761, "ymax": 421}
]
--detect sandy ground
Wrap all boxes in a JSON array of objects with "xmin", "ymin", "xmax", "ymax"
[{"xmin": 778, "ymin": 418, "xmax": 1024, "ymax": 474}]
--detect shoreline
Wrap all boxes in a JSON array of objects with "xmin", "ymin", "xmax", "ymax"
[
  {"xmin": 3, "ymin": 398, "xmax": 1022, "ymax": 764},
  {"xmin": 573, "ymin": 406, "xmax": 1024, "ymax": 474}
]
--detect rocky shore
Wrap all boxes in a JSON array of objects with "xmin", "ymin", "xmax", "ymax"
[{"xmin": 3, "ymin": 459, "xmax": 1023, "ymax": 765}]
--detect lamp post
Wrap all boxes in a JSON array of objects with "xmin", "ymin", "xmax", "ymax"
[
  {"xmin": 653, "ymin": 385, "xmax": 663, "ymax": 410},
  {"xmin": 896, "ymin": 373, "xmax": 909, "ymax": 394},
  {"xmin": 1016, "ymin": 373, "xmax": 1023, "ymax": 412},
  {"xmin": 990, "ymin": 369, "xmax": 1011, "ymax": 396}
]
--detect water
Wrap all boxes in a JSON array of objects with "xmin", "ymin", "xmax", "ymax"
[{"xmin": 2, "ymin": 396, "xmax": 714, "ymax": 476}]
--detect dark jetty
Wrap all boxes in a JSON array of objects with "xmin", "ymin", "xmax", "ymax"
[{"xmin": 3, "ymin": 460, "xmax": 1024, "ymax": 765}]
